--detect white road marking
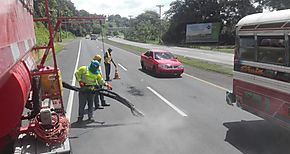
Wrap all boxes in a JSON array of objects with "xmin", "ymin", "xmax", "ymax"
[
  {"xmin": 118, "ymin": 63, "xmax": 128, "ymax": 71},
  {"xmin": 66, "ymin": 40, "xmax": 82, "ymax": 121},
  {"xmin": 147, "ymin": 87, "xmax": 188, "ymax": 117},
  {"xmin": 183, "ymin": 73, "xmax": 229, "ymax": 91}
]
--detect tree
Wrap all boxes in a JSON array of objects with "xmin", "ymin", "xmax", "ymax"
[
  {"xmin": 255, "ymin": 0, "xmax": 290, "ymax": 10},
  {"xmin": 125, "ymin": 11, "xmax": 160, "ymax": 43},
  {"xmin": 107, "ymin": 15, "xmax": 130, "ymax": 36},
  {"xmin": 34, "ymin": 0, "xmax": 104, "ymax": 37},
  {"xmin": 164, "ymin": 0, "xmax": 222, "ymax": 44},
  {"xmin": 219, "ymin": 0, "xmax": 262, "ymax": 44},
  {"xmin": 92, "ymin": 24, "xmax": 102, "ymax": 34},
  {"xmin": 162, "ymin": 0, "xmax": 186, "ymax": 43},
  {"xmin": 163, "ymin": 0, "xmax": 261, "ymax": 44}
]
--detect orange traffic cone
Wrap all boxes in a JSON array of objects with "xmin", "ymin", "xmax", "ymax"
[{"xmin": 113, "ymin": 68, "xmax": 121, "ymax": 79}]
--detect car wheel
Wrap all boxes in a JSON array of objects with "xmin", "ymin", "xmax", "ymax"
[
  {"xmin": 141, "ymin": 61, "xmax": 146, "ymax": 70},
  {"xmin": 152, "ymin": 66, "xmax": 158, "ymax": 76},
  {"xmin": 176, "ymin": 74, "xmax": 182, "ymax": 78}
]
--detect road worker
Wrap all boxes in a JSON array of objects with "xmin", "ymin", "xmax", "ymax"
[
  {"xmin": 104, "ymin": 48, "xmax": 116, "ymax": 81},
  {"xmin": 75, "ymin": 60, "xmax": 112, "ymax": 123},
  {"xmin": 93, "ymin": 54, "xmax": 110, "ymax": 109}
]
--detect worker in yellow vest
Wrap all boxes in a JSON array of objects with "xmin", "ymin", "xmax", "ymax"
[
  {"xmin": 93, "ymin": 54, "xmax": 110, "ymax": 109},
  {"xmin": 104, "ymin": 48, "xmax": 116, "ymax": 81},
  {"xmin": 75, "ymin": 60, "xmax": 112, "ymax": 123}
]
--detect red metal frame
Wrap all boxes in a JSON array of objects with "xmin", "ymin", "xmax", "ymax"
[
  {"xmin": 21, "ymin": 0, "xmax": 106, "ymax": 145},
  {"xmin": 32, "ymin": 0, "xmax": 106, "ymax": 114}
]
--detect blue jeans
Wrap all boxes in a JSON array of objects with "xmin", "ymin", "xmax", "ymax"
[{"xmin": 78, "ymin": 90, "xmax": 94, "ymax": 119}]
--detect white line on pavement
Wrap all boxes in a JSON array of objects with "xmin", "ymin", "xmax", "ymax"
[
  {"xmin": 118, "ymin": 63, "xmax": 128, "ymax": 71},
  {"xmin": 66, "ymin": 40, "xmax": 82, "ymax": 121},
  {"xmin": 147, "ymin": 87, "xmax": 188, "ymax": 117},
  {"xmin": 183, "ymin": 73, "xmax": 229, "ymax": 91}
]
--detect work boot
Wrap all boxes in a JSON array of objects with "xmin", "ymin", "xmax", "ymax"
[
  {"xmin": 76, "ymin": 117, "xmax": 83, "ymax": 124},
  {"xmin": 105, "ymin": 78, "xmax": 112, "ymax": 81},
  {"xmin": 101, "ymin": 101, "xmax": 110, "ymax": 107},
  {"xmin": 95, "ymin": 106, "xmax": 104, "ymax": 110},
  {"xmin": 87, "ymin": 117, "xmax": 95, "ymax": 123}
]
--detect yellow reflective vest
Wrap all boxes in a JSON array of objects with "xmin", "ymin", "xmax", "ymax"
[
  {"xmin": 104, "ymin": 51, "xmax": 112, "ymax": 64},
  {"xmin": 75, "ymin": 66, "xmax": 106, "ymax": 89}
]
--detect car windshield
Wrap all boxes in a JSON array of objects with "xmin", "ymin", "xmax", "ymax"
[{"xmin": 154, "ymin": 52, "xmax": 174, "ymax": 60}]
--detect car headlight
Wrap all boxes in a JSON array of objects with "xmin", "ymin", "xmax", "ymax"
[
  {"xmin": 158, "ymin": 64, "xmax": 167, "ymax": 68},
  {"xmin": 177, "ymin": 65, "xmax": 184, "ymax": 68}
]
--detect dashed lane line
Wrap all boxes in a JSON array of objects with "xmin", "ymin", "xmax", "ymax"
[
  {"xmin": 183, "ymin": 73, "xmax": 229, "ymax": 91},
  {"xmin": 147, "ymin": 86, "xmax": 188, "ymax": 117},
  {"xmin": 118, "ymin": 63, "xmax": 128, "ymax": 71}
]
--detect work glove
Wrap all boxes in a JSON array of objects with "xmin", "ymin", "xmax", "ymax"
[
  {"xmin": 106, "ymin": 84, "xmax": 113, "ymax": 90},
  {"xmin": 79, "ymin": 81, "xmax": 85, "ymax": 87}
]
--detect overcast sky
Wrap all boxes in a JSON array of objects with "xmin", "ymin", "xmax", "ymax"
[{"xmin": 71, "ymin": 0, "xmax": 174, "ymax": 18}]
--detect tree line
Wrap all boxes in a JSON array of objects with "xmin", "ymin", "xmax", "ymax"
[
  {"xmin": 34, "ymin": 0, "xmax": 104, "ymax": 37},
  {"xmin": 34, "ymin": 0, "xmax": 290, "ymax": 45}
]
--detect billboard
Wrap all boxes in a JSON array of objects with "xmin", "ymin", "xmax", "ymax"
[{"xmin": 186, "ymin": 23, "xmax": 221, "ymax": 43}]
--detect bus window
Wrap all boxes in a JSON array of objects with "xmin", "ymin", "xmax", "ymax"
[
  {"xmin": 239, "ymin": 36, "xmax": 256, "ymax": 61},
  {"xmin": 257, "ymin": 36, "xmax": 286, "ymax": 65}
]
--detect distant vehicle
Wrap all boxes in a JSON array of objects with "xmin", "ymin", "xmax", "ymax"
[
  {"xmin": 141, "ymin": 49, "xmax": 184, "ymax": 77},
  {"xmin": 91, "ymin": 34, "xmax": 97, "ymax": 40},
  {"xmin": 226, "ymin": 9, "xmax": 290, "ymax": 129},
  {"xmin": 85, "ymin": 35, "xmax": 90, "ymax": 39}
]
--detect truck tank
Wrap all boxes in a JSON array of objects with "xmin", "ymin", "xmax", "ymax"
[{"xmin": 0, "ymin": 0, "xmax": 36, "ymax": 150}]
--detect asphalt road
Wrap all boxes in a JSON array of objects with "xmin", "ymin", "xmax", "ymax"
[
  {"xmin": 57, "ymin": 38, "xmax": 290, "ymax": 154},
  {"xmin": 109, "ymin": 38, "xmax": 234, "ymax": 67}
]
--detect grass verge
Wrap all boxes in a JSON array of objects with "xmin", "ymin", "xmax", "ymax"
[
  {"xmin": 199, "ymin": 46, "xmax": 233, "ymax": 53},
  {"xmin": 33, "ymin": 39, "xmax": 69, "ymax": 63},
  {"xmin": 180, "ymin": 45, "xmax": 234, "ymax": 54},
  {"xmin": 105, "ymin": 39, "xmax": 233, "ymax": 76},
  {"xmin": 55, "ymin": 43, "xmax": 65, "ymax": 54},
  {"xmin": 177, "ymin": 56, "xmax": 233, "ymax": 75}
]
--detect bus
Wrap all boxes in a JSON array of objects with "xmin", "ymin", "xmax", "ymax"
[{"xmin": 226, "ymin": 9, "xmax": 290, "ymax": 129}]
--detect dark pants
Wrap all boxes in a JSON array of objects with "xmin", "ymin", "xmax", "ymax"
[
  {"xmin": 104, "ymin": 63, "xmax": 111, "ymax": 81},
  {"xmin": 78, "ymin": 89, "xmax": 94, "ymax": 119},
  {"xmin": 94, "ymin": 93, "xmax": 106, "ymax": 107}
]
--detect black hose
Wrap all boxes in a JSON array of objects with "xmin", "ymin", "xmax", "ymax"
[{"xmin": 62, "ymin": 81, "xmax": 144, "ymax": 117}]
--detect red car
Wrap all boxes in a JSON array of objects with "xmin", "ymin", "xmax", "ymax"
[{"xmin": 141, "ymin": 49, "xmax": 184, "ymax": 77}]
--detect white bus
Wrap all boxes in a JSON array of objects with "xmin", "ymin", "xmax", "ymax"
[{"xmin": 227, "ymin": 9, "xmax": 290, "ymax": 129}]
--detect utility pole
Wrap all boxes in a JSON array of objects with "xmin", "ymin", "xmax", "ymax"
[
  {"xmin": 100, "ymin": 20, "xmax": 105, "ymax": 56},
  {"xmin": 156, "ymin": 5, "xmax": 164, "ymax": 19},
  {"xmin": 156, "ymin": 5, "xmax": 164, "ymax": 44},
  {"xmin": 64, "ymin": 10, "xmax": 68, "ymax": 38},
  {"xmin": 58, "ymin": 9, "xmax": 62, "ymax": 42},
  {"xmin": 128, "ymin": 15, "xmax": 133, "ymax": 29},
  {"xmin": 128, "ymin": 15, "xmax": 133, "ymax": 36}
]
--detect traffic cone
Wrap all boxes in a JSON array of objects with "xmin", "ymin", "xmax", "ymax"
[{"xmin": 114, "ymin": 68, "xmax": 121, "ymax": 79}]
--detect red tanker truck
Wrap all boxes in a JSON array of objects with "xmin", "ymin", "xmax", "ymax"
[{"xmin": 0, "ymin": 1, "xmax": 70, "ymax": 153}]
